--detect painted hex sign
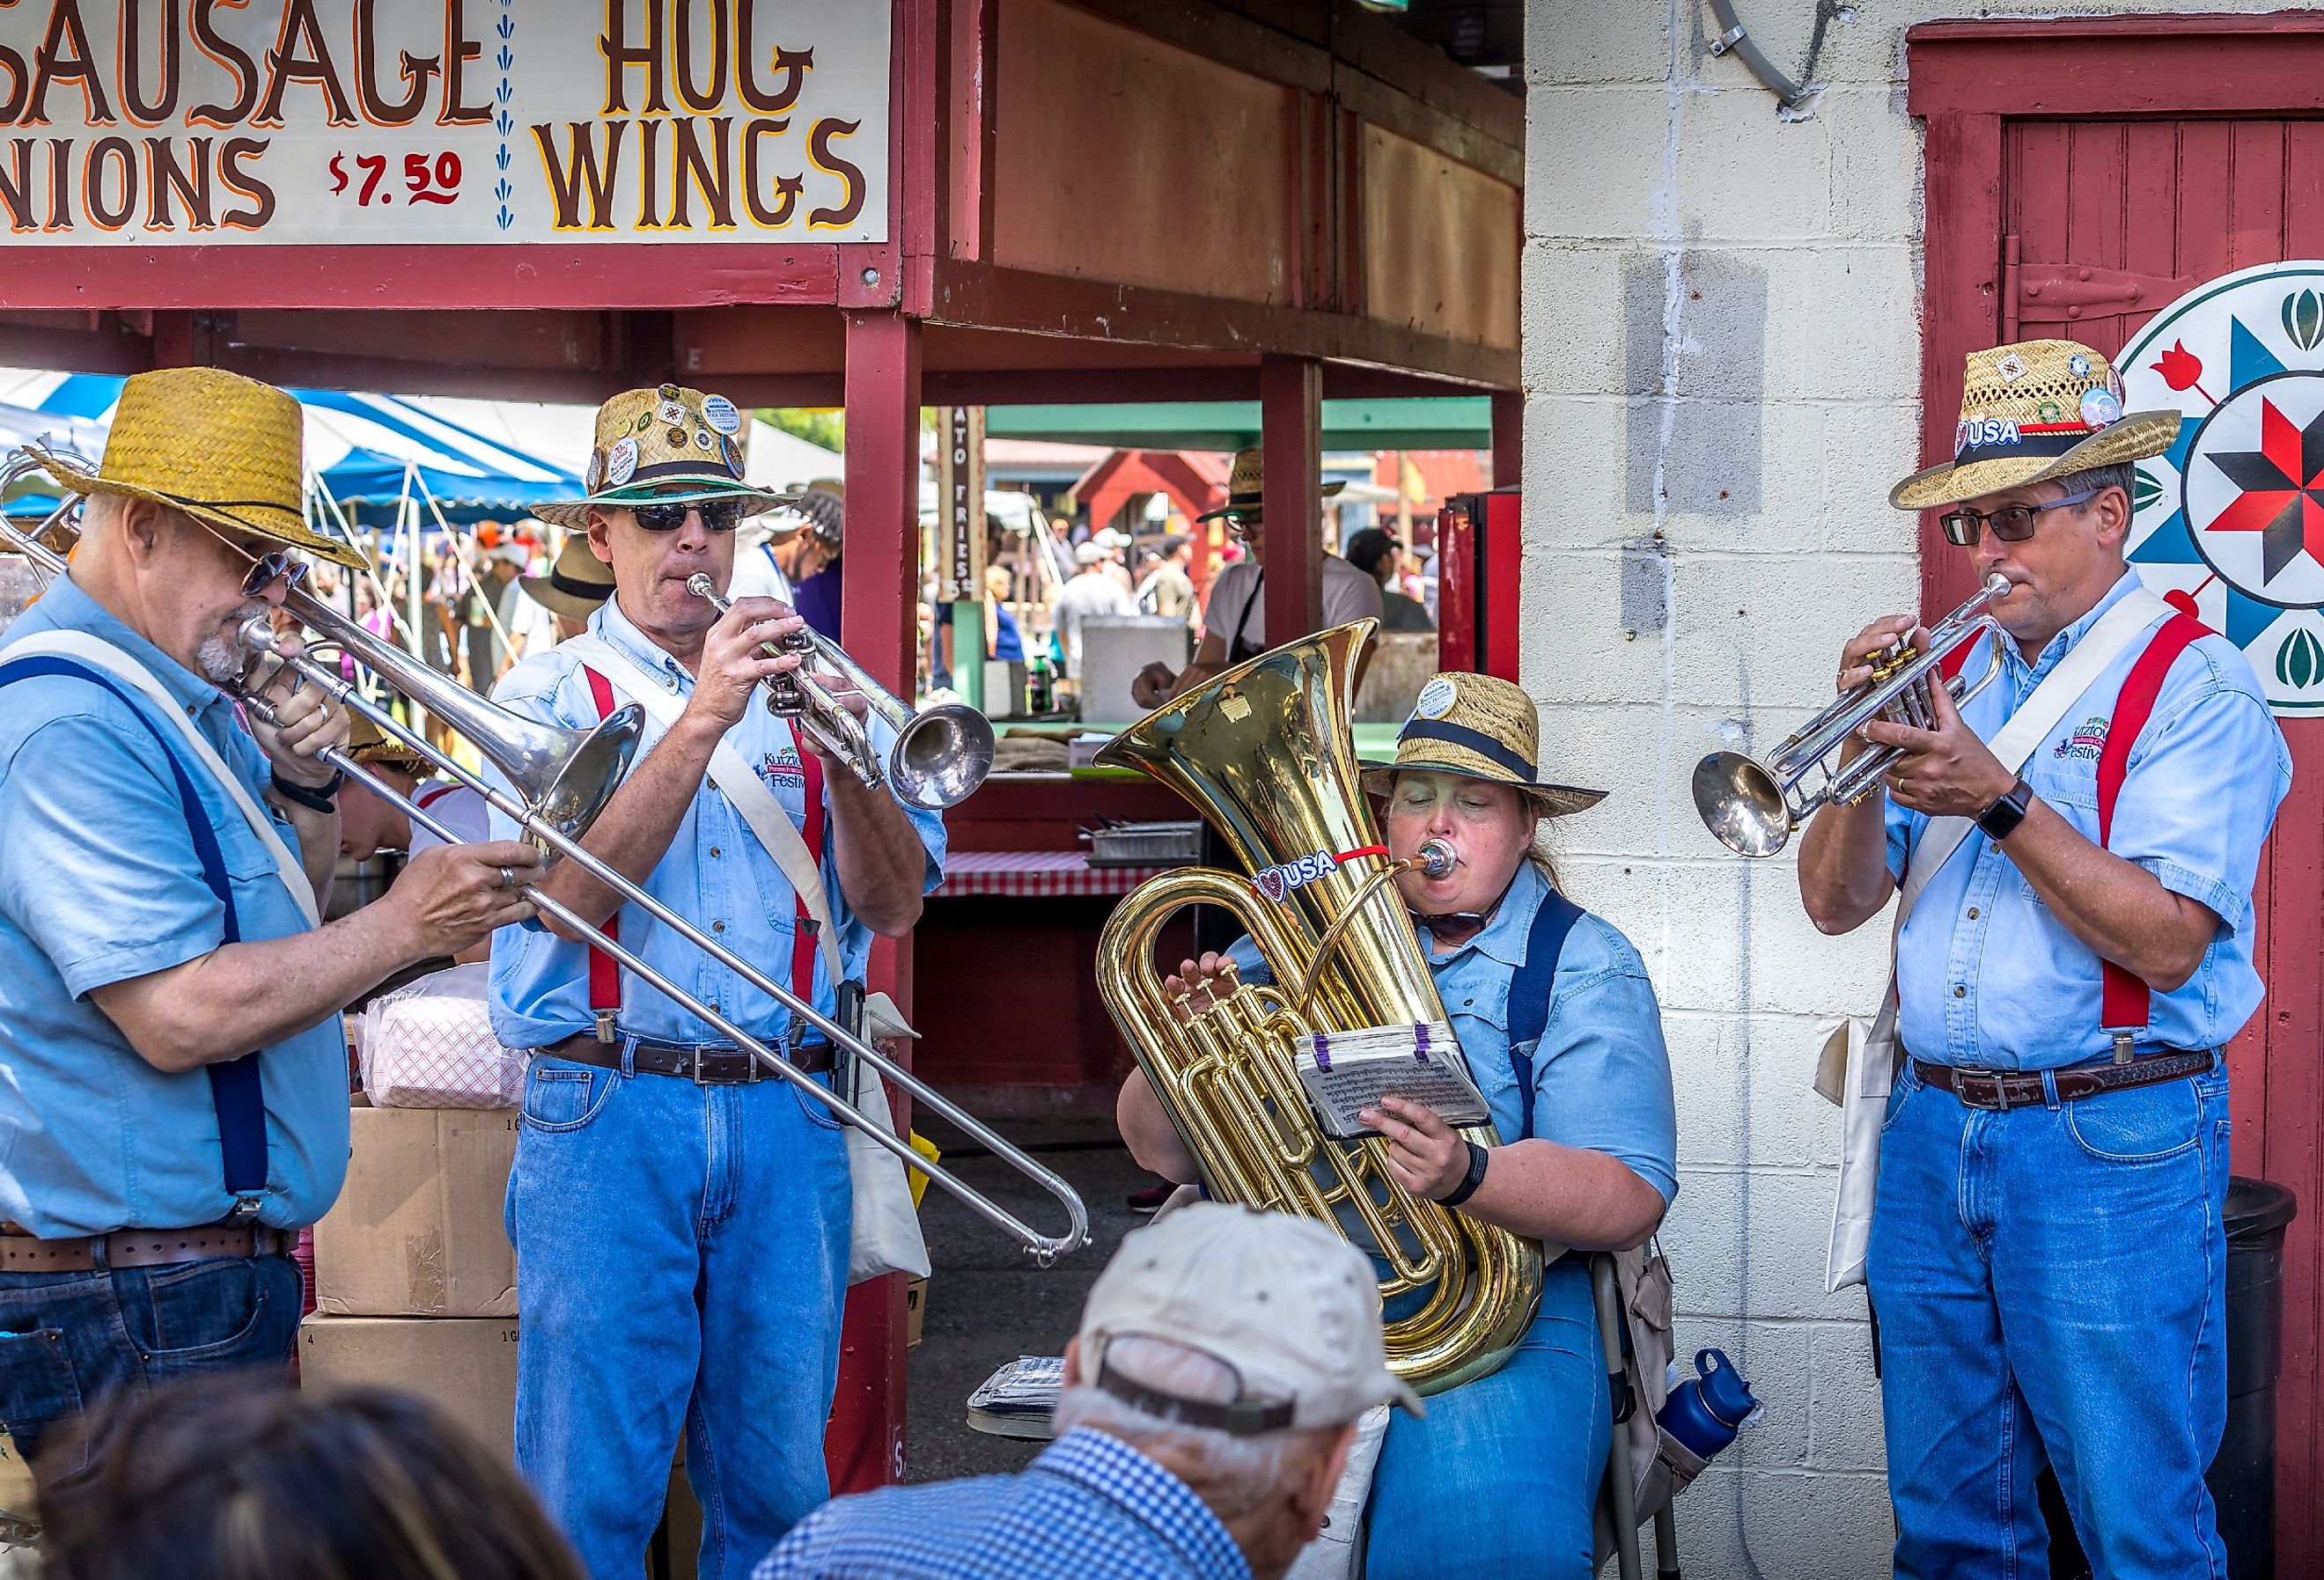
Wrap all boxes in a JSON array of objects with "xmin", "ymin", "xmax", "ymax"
[{"xmin": 2123, "ymin": 261, "xmax": 2324, "ymax": 712}]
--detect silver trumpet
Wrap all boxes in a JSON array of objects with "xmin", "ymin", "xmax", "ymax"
[
  {"xmin": 688, "ymin": 573, "xmax": 995, "ymax": 811},
  {"xmin": 0, "ymin": 468, "xmax": 1090, "ymax": 1265},
  {"xmin": 1693, "ymin": 572, "xmax": 2014, "ymax": 858}
]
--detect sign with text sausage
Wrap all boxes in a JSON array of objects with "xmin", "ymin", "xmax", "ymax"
[{"xmin": 0, "ymin": 0, "xmax": 889, "ymax": 246}]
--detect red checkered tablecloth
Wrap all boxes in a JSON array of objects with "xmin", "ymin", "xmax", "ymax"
[{"xmin": 932, "ymin": 851, "xmax": 1173, "ymax": 898}]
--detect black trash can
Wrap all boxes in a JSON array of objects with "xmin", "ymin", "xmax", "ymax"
[{"xmin": 2039, "ymin": 1175, "xmax": 2298, "ymax": 1579}]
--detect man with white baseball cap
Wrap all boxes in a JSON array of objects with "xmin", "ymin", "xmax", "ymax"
[{"xmin": 756, "ymin": 1202, "xmax": 1416, "ymax": 1580}]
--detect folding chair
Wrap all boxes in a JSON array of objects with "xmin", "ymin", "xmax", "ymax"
[{"xmin": 1592, "ymin": 1251, "xmax": 1683, "ymax": 1580}]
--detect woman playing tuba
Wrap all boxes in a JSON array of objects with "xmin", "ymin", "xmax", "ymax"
[{"xmin": 1115, "ymin": 670, "xmax": 1677, "ymax": 1580}]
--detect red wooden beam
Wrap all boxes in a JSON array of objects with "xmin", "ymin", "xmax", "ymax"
[
  {"xmin": 1908, "ymin": 14, "xmax": 2324, "ymax": 117},
  {"xmin": 825, "ymin": 308, "xmax": 923, "ymax": 1496},
  {"xmin": 1261, "ymin": 352, "xmax": 1324, "ymax": 646},
  {"xmin": 1489, "ymin": 390, "xmax": 1521, "ymax": 489},
  {"xmin": 1912, "ymin": 108, "xmax": 2004, "ymax": 622}
]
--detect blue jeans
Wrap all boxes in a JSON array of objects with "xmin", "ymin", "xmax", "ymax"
[
  {"xmin": 507, "ymin": 1055, "xmax": 852, "ymax": 1580},
  {"xmin": 1364, "ymin": 1257, "xmax": 1607, "ymax": 1579},
  {"xmin": 1868, "ymin": 1059, "xmax": 2232, "ymax": 1580},
  {"xmin": 0, "ymin": 1253, "xmax": 302, "ymax": 1481}
]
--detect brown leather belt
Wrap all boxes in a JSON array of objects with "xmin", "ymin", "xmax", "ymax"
[
  {"xmin": 1912, "ymin": 1048, "xmax": 2217, "ymax": 1113},
  {"xmin": 543, "ymin": 1033, "xmax": 834, "ymax": 1084},
  {"xmin": 0, "ymin": 1223, "xmax": 294, "ymax": 1275}
]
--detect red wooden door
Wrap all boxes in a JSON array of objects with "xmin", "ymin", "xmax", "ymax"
[{"xmin": 1913, "ymin": 18, "xmax": 2324, "ymax": 1569}]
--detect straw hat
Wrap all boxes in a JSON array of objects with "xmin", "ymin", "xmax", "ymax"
[
  {"xmin": 1361, "ymin": 672, "xmax": 1604, "ymax": 817},
  {"xmin": 1890, "ymin": 339, "xmax": 2180, "ymax": 511},
  {"xmin": 344, "ymin": 714, "xmax": 432, "ymax": 773},
  {"xmin": 518, "ymin": 533, "xmax": 617, "ymax": 621},
  {"xmin": 28, "ymin": 367, "xmax": 364, "ymax": 569},
  {"xmin": 1195, "ymin": 446, "xmax": 1346, "ymax": 525},
  {"xmin": 536, "ymin": 384, "xmax": 795, "ymax": 530}
]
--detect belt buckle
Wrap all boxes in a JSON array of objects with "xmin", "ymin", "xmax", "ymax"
[
  {"xmin": 689, "ymin": 1045, "xmax": 757, "ymax": 1085},
  {"xmin": 1953, "ymin": 1069, "xmax": 2012, "ymax": 1112}
]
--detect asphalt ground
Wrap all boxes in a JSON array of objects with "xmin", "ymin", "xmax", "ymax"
[{"xmin": 903, "ymin": 1114, "xmax": 1161, "ymax": 1483}]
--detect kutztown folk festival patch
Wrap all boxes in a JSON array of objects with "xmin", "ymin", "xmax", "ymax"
[{"xmin": 2123, "ymin": 259, "xmax": 2324, "ymax": 714}]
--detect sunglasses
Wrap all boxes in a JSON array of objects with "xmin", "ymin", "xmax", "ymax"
[
  {"xmin": 1938, "ymin": 486, "xmax": 2100, "ymax": 547},
  {"xmin": 629, "ymin": 497, "xmax": 749, "ymax": 533},
  {"xmin": 190, "ymin": 514, "xmax": 311, "ymax": 597}
]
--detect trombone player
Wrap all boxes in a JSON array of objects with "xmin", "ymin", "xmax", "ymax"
[
  {"xmin": 488, "ymin": 386, "xmax": 945, "ymax": 1579},
  {"xmin": 1796, "ymin": 340, "xmax": 2290, "ymax": 1576},
  {"xmin": 0, "ymin": 369, "xmax": 539, "ymax": 1473}
]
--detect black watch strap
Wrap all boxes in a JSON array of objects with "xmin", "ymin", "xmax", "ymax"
[
  {"xmin": 1976, "ymin": 776, "xmax": 2034, "ymax": 842},
  {"xmin": 1438, "ymin": 1140, "xmax": 1490, "ymax": 1209},
  {"xmin": 270, "ymin": 766, "xmax": 344, "ymax": 813}
]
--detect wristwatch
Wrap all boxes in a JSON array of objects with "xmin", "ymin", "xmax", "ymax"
[
  {"xmin": 1976, "ymin": 776, "xmax": 2034, "ymax": 842},
  {"xmin": 271, "ymin": 766, "xmax": 345, "ymax": 814},
  {"xmin": 1438, "ymin": 1141, "xmax": 1490, "ymax": 1209}
]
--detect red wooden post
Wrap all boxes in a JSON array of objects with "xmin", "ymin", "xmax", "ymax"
[
  {"xmin": 1261, "ymin": 353, "xmax": 1323, "ymax": 645},
  {"xmin": 1489, "ymin": 389, "xmax": 1521, "ymax": 489},
  {"xmin": 825, "ymin": 308, "xmax": 923, "ymax": 1495}
]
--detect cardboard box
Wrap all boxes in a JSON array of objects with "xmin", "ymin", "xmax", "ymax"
[
  {"xmin": 314, "ymin": 1106, "xmax": 519, "ymax": 1318},
  {"xmin": 299, "ymin": 1314, "xmax": 520, "ymax": 1462},
  {"xmin": 905, "ymin": 1276, "xmax": 927, "ymax": 1349}
]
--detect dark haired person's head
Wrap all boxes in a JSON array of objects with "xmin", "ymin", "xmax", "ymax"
[
  {"xmin": 1343, "ymin": 527, "xmax": 1396, "ymax": 583},
  {"xmin": 40, "ymin": 1378, "xmax": 583, "ymax": 1580}
]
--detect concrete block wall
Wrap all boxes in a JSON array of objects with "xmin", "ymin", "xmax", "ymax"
[{"xmin": 1519, "ymin": 2, "xmax": 2284, "ymax": 1574}]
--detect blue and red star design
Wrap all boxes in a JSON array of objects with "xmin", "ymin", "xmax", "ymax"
[{"xmin": 2205, "ymin": 395, "xmax": 2324, "ymax": 582}]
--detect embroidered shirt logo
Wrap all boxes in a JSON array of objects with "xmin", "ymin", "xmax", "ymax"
[
  {"xmin": 2055, "ymin": 716, "xmax": 2108, "ymax": 761},
  {"xmin": 757, "ymin": 748, "xmax": 806, "ymax": 789}
]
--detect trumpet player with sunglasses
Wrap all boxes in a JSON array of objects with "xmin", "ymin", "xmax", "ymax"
[
  {"xmin": 484, "ymin": 386, "xmax": 945, "ymax": 1579},
  {"xmin": 1790, "ymin": 341, "xmax": 2290, "ymax": 1580},
  {"xmin": 0, "ymin": 371, "xmax": 541, "ymax": 1479}
]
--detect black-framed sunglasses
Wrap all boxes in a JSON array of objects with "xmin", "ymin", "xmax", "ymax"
[
  {"xmin": 1938, "ymin": 486, "xmax": 2100, "ymax": 547},
  {"xmin": 630, "ymin": 497, "xmax": 749, "ymax": 533}
]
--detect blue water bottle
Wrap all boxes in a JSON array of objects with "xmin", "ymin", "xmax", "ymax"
[{"xmin": 1656, "ymin": 1349, "xmax": 1759, "ymax": 1461}]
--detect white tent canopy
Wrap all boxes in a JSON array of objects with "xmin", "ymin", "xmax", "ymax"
[{"xmin": 408, "ymin": 397, "xmax": 840, "ymax": 496}]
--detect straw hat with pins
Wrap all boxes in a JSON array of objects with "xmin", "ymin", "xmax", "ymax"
[
  {"xmin": 518, "ymin": 533, "xmax": 617, "ymax": 621},
  {"xmin": 1890, "ymin": 338, "xmax": 2179, "ymax": 511},
  {"xmin": 1195, "ymin": 446, "xmax": 1346, "ymax": 525},
  {"xmin": 1361, "ymin": 671, "xmax": 1604, "ymax": 817},
  {"xmin": 28, "ymin": 367, "xmax": 364, "ymax": 569},
  {"xmin": 536, "ymin": 384, "xmax": 794, "ymax": 530}
]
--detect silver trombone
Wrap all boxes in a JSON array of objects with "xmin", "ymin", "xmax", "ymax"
[
  {"xmin": 687, "ymin": 574, "xmax": 995, "ymax": 811},
  {"xmin": 1693, "ymin": 572, "xmax": 2014, "ymax": 858},
  {"xmin": 0, "ymin": 463, "xmax": 1092, "ymax": 1265}
]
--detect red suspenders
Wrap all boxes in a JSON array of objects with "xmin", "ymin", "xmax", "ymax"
[
  {"xmin": 577, "ymin": 664, "xmax": 826, "ymax": 1046},
  {"xmin": 2094, "ymin": 613, "xmax": 2208, "ymax": 1044}
]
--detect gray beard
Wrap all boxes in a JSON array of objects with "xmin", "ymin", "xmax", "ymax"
[{"xmin": 195, "ymin": 605, "xmax": 269, "ymax": 688}]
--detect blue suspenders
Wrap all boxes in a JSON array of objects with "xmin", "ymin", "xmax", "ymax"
[
  {"xmin": 0, "ymin": 658, "xmax": 270, "ymax": 1206},
  {"xmin": 1503, "ymin": 888, "xmax": 1585, "ymax": 1142}
]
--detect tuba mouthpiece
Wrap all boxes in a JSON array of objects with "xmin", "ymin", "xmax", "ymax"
[{"xmin": 1416, "ymin": 839, "xmax": 1456, "ymax": 878}]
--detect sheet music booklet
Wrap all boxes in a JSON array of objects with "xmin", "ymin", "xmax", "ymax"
[{"xmin": 1292, "ymin": 1022, "xmax": 1491, "ymax": 1142}]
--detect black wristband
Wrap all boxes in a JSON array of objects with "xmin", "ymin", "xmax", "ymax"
[
  {"xmin": 1437, "ymin": 1140, "xmax": 1490, "ymax": 1209},
  {"xmin": 1976, "ymin": 775, "xmax": 2034, "ymax": 843},
  {"xmin": 270, "ymin": 766, "xmax": 344, "ymax": 813}
]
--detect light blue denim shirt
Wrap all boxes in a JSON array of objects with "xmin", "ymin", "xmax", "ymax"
[
  {"xmin": 485, "ymin": 596, "xmax": 946, "ymax": 1049},
  {"xmin": 1884, "ymin": 570, "xmax": 2291, "ymax": 1069},
  {"xmin": 0, "ymin": 577, "xmax": 348, "ymax": 1236},
  {"xmin": 1231, "ymin": 859, "xmax": 1678, "ymax": 1205}
]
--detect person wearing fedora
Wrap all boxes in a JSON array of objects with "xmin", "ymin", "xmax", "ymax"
[
  {"xmin": 758, "ymin": 1203, "xmax": 1407, "ymax": 1580},
  {"xmin": 0, "ymin": 368, "xmax": 541, "ymax": 1475},
  {"xmin": 484, "ymin": 386, "xmax": 945, "ymax": 1579},
  {"xmin": 1129, "ymin": 447, "xmax": 1383, "ymax": 713},
  {"xmin": 1117, "ymin": 672, "xmax": 1678, "ymax": 1579},
  {"xmin": 1796, "ymin": 339, "xmax": 2291, "ymax": 1578},
  {"xmin": 509, "ymin": 532, "xmax": 616, "ymax": 658}
]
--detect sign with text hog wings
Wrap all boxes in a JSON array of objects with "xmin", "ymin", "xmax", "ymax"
[{"xmin": 0, "ymin": 1, "xmax": 890, "ymax": 246}]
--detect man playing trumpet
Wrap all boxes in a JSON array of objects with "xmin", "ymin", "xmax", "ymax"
[
  {"xmin": 489, "ymin": 386, "xmax": 945, "ymax": 1579},
  {"xmin": 1798, "ymin": 340, "xmax": 2291, "ymax": 1577},
  {"xmin": 0, "ymin": 369, "xmax": 539, "ymax": 1473}
]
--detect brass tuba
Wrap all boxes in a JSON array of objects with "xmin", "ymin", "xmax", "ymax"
[{"xmin": 1096, "ymin": 621, "xmax": 1544, "ymax": 1392}]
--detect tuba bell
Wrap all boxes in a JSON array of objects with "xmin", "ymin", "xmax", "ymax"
[{"xmin": 1096, "ymin": 621, "xmax": 1544, "ymax": 1392}]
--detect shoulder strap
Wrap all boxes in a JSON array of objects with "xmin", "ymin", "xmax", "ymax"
[
  {"xmin": 565, "ymin": 638, "xmax": 845, "ymax": 984},
  {"xmin": 0, "ymin": 655, "xmax": 268, "ymax": 1202},
  {"xmin": 2097, "ymin": 613, "xmax": 2209, "ymax": 1034},
  {"xmin": 1505, "ymin": 887, "xmax": 1586, "ymax": 1142},
  {"xmin": 580, "ymin": 666, "xmax": 622, "ymax": 1032},
  {"xmin": 2, "ymin": 630, "xmax": 319, "ymax": 926}
]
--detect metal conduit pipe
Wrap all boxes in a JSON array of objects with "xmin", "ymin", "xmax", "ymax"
[{"xmin": 1703, "ymin": 0, "xmax": 1818, "ymax": 114}]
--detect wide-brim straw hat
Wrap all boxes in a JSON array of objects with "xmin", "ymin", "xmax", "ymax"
[
  {"xmin": 29, "ymin": 367, "xmax": 364, "ymax": 570},
  {"xmin": 1891, "ymin": 338, "xmax": 2180, "ymax": 511},
  {"xmin": 518, "ymin": 533, "xmax": 617, "ymax": 621},
  {"xmin": 1195, "ymin": 446, "xmax": 1347, "ymax": 524},
  {"xmin": 1360, "ymin": 672, "xmax": 1605, "ymax": 817},
  {"xmin": 536, "ymin": 384, "xmax": 796, "ymax": 530}
]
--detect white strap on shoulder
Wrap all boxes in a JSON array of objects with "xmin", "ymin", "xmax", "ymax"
[
  {"xmin": 562, "ymin": 635, "xmax": 845, "ymax": 983},
  {"xmin": 1893, "ymin": 585, "xmax": 2170, "ymax": 924},
  {"xmin": 4, "ymin": 630, "xmax": 320, "ymax": 926}
]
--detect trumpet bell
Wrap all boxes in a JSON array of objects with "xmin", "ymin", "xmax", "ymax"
[
  {"xmin": 1693, "ymin": 750, "xmax": 1795, "ymax": 859},
  {"xmin": 892, "ymin": 707, "xmax": 996, "ymax": 810}
]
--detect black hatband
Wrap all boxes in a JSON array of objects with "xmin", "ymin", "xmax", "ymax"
[{"xmin": 1397, "ymin": 720, "xmax": 1536, "ymax": 782}]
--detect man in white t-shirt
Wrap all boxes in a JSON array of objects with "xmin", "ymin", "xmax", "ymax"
[
  {"xmin": 1052, "ymin": 541, "xmax": 1137, "ymax": 679},
  {"xmin": 1130, "ymin": 446, "xmax": 1380, "ymax": 709}
]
